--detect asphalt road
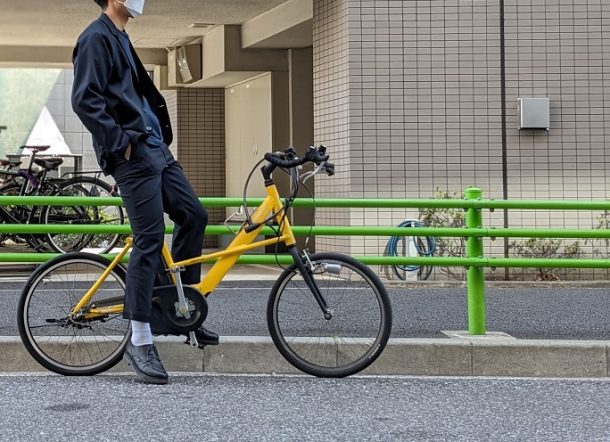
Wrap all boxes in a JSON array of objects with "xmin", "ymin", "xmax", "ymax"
[
  {"xmin": 1, "ymin": 280, "xmax": 609, "ymax": 339},
  {"xmin": 0, "ymin": 373, "xmax": 608, "ymax": 441}
]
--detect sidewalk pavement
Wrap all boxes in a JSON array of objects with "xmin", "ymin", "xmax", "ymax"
[
  {"xmin": 2, "ymin": 336, "xmax": 608, "ymax": 378},
  {"xmin": 1, "ymin": 262, "xmax": 608, "ymax": 377}
]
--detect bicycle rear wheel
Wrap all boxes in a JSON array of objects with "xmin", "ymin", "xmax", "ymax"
[
  {"xmin": 267, "ymin": 252, "xmax": 392, "ymax": 377},
  {"xmin": 17, "ymin": 252, "xmax": 129, "ymax": 375},
  {"xmin": 0, "ymin": 182, "xmax": 20, "ymax": 244},
  {"xmin": 41, "ymin": 177, "xmax": 125, "ymax": 254}
]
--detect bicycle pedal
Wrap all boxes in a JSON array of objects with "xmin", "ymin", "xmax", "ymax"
[{"xmin": 184, "ymin": 337, "xmax": 206, "ymax": 350}]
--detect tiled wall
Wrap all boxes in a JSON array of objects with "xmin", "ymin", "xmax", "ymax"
[
  {"xmin": 504, "ymin": 0, "xmax": 610, "ymax": 279},
  {"xmin": 47, "ymin": 70, "xmax": 96, "ymax": 172},
  {"xmin": 312, "ymin": 0, "xmax": 352, "ymax": 252},
  {"xmin": 313, "ymin": 0, "xmax": 504, "ymax": 271},
  {"xmin": 173, "ymin": 88, "xmax": 226, "ymax": 248},
  {"xmin": 312, "ymin": 0, "xmax": 610, "ymax": 280}
]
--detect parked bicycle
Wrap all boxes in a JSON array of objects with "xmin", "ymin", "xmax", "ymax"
[
  {"xmin": 0, "ymin": 156, "xmax": 23, "ymax": 187},
  {"xmin": 18, "ymin": 145, "xmax": 393, "ymax": 378},
  {"xmin": 0, "ymin": 145, "xmax": 125, "ymax": 254}
]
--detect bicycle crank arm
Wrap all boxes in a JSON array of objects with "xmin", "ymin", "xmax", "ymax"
[{"xmin": 188, "ymin": 331, "xmax": 199, "ymax": 347}]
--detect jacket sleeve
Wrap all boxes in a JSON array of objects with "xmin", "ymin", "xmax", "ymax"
[{"xmin": 71, "ymin": 32, "xmax": 130, "ymax": 158}]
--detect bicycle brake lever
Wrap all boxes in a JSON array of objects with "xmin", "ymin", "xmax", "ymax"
[
  {"xmin": 301, "ymin": 162, "xmax": 327, "ymax": 184},
  {"xmin": 223, "ymin": 206, "xmax": 245, "ymax": 235}
]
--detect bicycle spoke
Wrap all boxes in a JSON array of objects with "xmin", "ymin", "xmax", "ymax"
[
  {"xmin": 19, "ymin": 256, "xmax": 129, "ymax": 374},
  {"xmin": 269, "ymin": 253, "xmax": 391, "ymax": 377}
]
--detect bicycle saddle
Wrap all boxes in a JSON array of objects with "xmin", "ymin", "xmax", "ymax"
[
  {"xmin": 0, "ymin": 158, "xmax": 21, "ymax": 168},
  {"xmin": 20, "ymin": 145, "xmax": 51, "ymax": 153},
  {"xmin": 34, "ymin": 157, "xmax": 64, "ymax": 171}
]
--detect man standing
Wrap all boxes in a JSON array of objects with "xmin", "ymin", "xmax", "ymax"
[{"xmin": 72, "ymin": 0, "xmax": 218, "ymax": 384}]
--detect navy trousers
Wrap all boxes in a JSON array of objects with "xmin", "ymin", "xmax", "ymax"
[{"xmin": 112, "ymin": 140, "xmax": 207, "ymax": 322}]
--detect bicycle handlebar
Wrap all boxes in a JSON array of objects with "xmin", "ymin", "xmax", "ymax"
[
  {"xmin": 245, "ymin": 145, "xmax": 334, "ymax": 234},
  {"xmin": 262, "ymin": 145, "xmax": 335, "ymax": 181}
]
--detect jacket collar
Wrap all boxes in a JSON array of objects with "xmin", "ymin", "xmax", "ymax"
[
  {"xmin": 98, "ymin": 13, "xmax": 140, "ymax": 82},
  {"xmin": 98, "ymin": 13, "xmax": 124, "ymax": 38}
]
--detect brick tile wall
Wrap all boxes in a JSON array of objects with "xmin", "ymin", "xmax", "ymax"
[
  {"xmin": 504, "ymin": 0, "xmax": 610, "ymax": 279},
  {"xmin": 166, "ymin": 88, "xmax": 225, "ymax": 248},
  {"xmin": 313, "ymin": 0, "xmax": 504, "ymax": 268},
  {"xmin": 313, "ymin": 0, "xmax": 352, "ymax": 252},
  {"xmin": 313, "ymin": 0, "xmax": 610, "ymax": 280}
]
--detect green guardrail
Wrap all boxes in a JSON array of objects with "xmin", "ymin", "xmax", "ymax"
[{"xmin": 2, "ymin": 189, "xmax": 610, "ymax": 336}]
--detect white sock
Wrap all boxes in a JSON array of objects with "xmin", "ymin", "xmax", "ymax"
[{"xmin": 131, "ymin": 320, "xmax": 153, "ymax": 346}]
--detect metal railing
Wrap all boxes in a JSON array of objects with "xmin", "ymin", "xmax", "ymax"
[{"xmin": 2, "ymin": 187, "xmax": 610, "ymax": 336}]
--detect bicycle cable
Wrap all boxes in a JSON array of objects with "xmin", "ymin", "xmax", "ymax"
[
  {"xmin": 270, "ymin": 166, "xmax": 301, "ymax": 271},
  {"xmin": 300, "ymin": 177, "xmax": 316, "ymax": 251},
  {"xmin": 241, "ymin": 158, "xmax": 266, "ymax": 227},
  {"xmin": 240, "ymin": 152, "xmax": 320, "ymax": 272}
]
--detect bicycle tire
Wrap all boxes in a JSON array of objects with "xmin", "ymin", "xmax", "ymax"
[
  {"xmin": 267, "ymin": 252, "xmax": 392, "ymax": 377},
  {"xmin": 0, "ymin": 182, "xmax": 51, "ymax": 251},
  {"xmin": 17, "ymin": 252, "xmax": 130, "ymax": 375},
  {"xmin": 0, "ymin": 182, "xmax": 21, "ymax": 243},
  {"xmin": 41, "ymin": 177, "xmax": 125, "ymax": 254}
]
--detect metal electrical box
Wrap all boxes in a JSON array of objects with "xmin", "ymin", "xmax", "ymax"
[
  {"xmin": 167, "ymin": 45, "xmax": 202, "ymax": 87},
  {"xmin": 518, "ymin": 98, "xmax": 550, "ymax": 130}
]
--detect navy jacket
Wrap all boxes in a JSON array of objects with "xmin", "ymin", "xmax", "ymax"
[{"xmin": 71, "ymin": 14, "xmax": 172, "ymax": 174}]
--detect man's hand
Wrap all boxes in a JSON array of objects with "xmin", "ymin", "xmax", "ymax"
[{"xmin": 124, "ymin": 143, "xmax": 132, "ymax": 160}]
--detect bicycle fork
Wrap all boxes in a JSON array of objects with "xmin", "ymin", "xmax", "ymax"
[{"xmin": 288, "ymin": 246, "xmax": 333, "ymax": 320}]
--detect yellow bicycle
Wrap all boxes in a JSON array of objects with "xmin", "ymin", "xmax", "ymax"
[{"xmin": 17, "ymin": 146, "xmax": 392, "ymax": 377}]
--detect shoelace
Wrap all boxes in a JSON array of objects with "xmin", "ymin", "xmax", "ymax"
[{"xmin": 145, "ymin": 345, "xmax": 160, "ymax": 362}]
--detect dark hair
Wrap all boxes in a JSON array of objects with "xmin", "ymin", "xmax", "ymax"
[{"xmin": 93, "ymin": 0, "xmax": 108, "ymax": 9}]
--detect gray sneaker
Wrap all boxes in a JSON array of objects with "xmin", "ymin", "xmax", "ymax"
[{"xmin": 123, "ymin": 341, "xmax": 168, "ymax": 384}]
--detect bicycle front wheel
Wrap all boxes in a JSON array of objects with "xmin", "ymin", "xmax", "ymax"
[
  {"xmin": 267, "ymin": 252, "xmax": 392, "ymax": 377},
  {"xmin": 17, "ymin": 252, "xmax": 130, "ymax": 375}
]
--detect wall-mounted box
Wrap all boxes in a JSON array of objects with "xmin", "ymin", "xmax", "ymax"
[
  {"xmin": 518, "ymin": 98, "xmax": 550, "ymax": 130},
  {"xmin": 167, "ymin": 45, "xmax": 202, "ymax": 87}
]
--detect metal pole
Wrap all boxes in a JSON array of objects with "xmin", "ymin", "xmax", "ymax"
[{"xmin": 465, "ymin": 187, "xmax": 485, "ymax": 335}]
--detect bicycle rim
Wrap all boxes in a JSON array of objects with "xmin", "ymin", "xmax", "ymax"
[
  {"xmin": 18, "ymin": 255, "xmax": 129, "ymax": 375},
  {"xmin": 0, "ymin": 183, "xmax": 20, "ymax": 243},
  {"xmin": 268, "ymin": 253, "xmax": 391, "ymax": 377},
  {"xmin": 0, "ymin": 182, "xmax": 46, "ymax": 249},
  {"xmin": 44, "ymin": 178, "xmax": 124, "ymax": 254}
]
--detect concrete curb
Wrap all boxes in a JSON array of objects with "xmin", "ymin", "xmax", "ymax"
[{"xmin": 2, "ymin": 336, "xmax": 609, "ymax": 377}]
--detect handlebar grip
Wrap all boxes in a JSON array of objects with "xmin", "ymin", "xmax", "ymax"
[
  {"xmin": 264, "ymin": 145, "xmax": 330, "ymax": 169},
  {"xmin": 264, "ymin": 152, "xmax": 307, "ymax": 168}
]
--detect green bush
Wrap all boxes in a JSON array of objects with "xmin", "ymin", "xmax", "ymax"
[
  {"xmin": 418, "ymin": 188, "xmax": 465, "ymax": 280},
  {"xmin": 508, "ymin": 238, "xmax": 582, "ymax": 281}
]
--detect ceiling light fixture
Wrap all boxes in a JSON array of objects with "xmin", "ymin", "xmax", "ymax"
[{"xmin": 189, "ymin": 23, "xmax": 214, "ymax": 29}]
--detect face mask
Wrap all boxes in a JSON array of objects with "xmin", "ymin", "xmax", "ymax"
[{"xmin": 118, "ymin": 0, "xmax": 146, "ymax": 18}]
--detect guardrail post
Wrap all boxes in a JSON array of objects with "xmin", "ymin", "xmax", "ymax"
[{"xmin": 465, "ymin": 187, "xmax": 485, "ymax": 335}]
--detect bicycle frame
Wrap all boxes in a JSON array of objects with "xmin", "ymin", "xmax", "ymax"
[{"xmin": 71, "ymin": 181, "xmax": 297, "ymax": 318}]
